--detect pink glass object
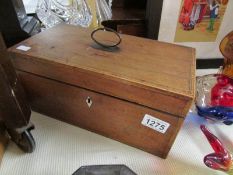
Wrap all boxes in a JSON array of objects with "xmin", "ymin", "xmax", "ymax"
[
  {"xmin": 200, "ymin": 125, "xmax": 233, "ymax": 173},
  {"xmin": 196, "ymin": 74, "xmax": 233, "ymax": 125}
]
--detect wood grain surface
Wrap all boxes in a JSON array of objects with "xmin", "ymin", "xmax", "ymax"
[
  {"xmin": 19, "ymin": 71, "xmax": 184, "ymax": 158},
  {"xmin": 9, "ymin": 24, "xmax": 196, "ymax": 117},
  {"xmin": 9, "ymin": 24, "xmax": 195, "ymax": 96}
]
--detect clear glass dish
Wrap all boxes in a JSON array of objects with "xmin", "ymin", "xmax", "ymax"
[
  {"xmin": 36, "ymin": 0, "xmax": 92, "ymax": 29},
  {"xmin": 196, "ymin": 74, "xmax": 233, "ymax": 125}
]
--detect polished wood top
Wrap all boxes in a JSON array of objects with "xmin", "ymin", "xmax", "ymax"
[{"xmin": 9, "ymin": 24, "xmax": 195, "ymax": 98}]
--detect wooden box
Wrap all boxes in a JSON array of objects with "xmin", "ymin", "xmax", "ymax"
[{"xmin": 8, "ymin": 24, "xmax": 195, "ymax": 158}]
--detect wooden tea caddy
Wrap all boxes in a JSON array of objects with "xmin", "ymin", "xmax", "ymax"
[{"xmin": 8, "ymin": 24, "xmax": 196, "ymax": 158}]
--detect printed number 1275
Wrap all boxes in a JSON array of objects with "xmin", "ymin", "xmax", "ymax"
[
  {"xmin": 146, "ymin": 119, "xmax": 165, "ymax": 131},
  {"xmin": 141, "ymin": 114, "xmax": 170, "ymax": 134}
]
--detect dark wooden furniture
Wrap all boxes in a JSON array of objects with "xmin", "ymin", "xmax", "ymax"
[
  {"xmin": 1, "ymin": 32, "xmax": 31, "ymax": 128},
  {"xmin": 0, "ymin": 34, "xmax": 9, "ymax": 160},
  {"xmin": 9, "ymin": 24, "xmax": 195, "ymax": 158},
  {"xmin": 0, "ymin": 33, "xmax": 6, "ymax": 51},
  {"xmin": 102, "ymin": 0, "xmax": 163, "ymax": 39},
  {"xmin": 0, "ymin": 0, "xmax": 40, "ymax": 47},
  {"xmin": 0, "ymin": 32, "xmax": 35, "ymax": 153}
]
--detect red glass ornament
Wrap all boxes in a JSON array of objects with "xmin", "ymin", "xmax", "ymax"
[
  {"xmin": 200, "ymin": 125, "xmax": 233, "ymax": 173},
  {"xmin": 211, "ymin": 74, "xmax": 233, "ymax": 107}
]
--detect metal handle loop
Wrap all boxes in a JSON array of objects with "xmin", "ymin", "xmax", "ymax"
[{"xmin": 91, "ymin": 27, "xmax": 121, "ymax": 48}]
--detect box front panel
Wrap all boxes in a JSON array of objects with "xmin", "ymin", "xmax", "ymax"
[
  {"xmin": 19, "ymin": 71, "xmax": 184, "ymax": 158},
  {"xmin": 11, "ymin": 54, "xmax": 192, "ymax": 117}
]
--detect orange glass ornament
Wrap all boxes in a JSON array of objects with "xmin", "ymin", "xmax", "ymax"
[{"xmin": 220, "ymin": 31, "xmax": 233, "ymax": 77}]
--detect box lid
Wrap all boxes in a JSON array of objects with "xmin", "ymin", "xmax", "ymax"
[{"xmin": 9, "ymin": 24, "xmax": 196, "ymax": 117}]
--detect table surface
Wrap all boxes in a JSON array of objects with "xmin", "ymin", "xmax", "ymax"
[
  {"xmin": 1, "ymin": 110, "xmax": 231, "ymax": 175},
  {"xmin": 1, "ymin": 69, "xmax": 232, "ymax": 175}
]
